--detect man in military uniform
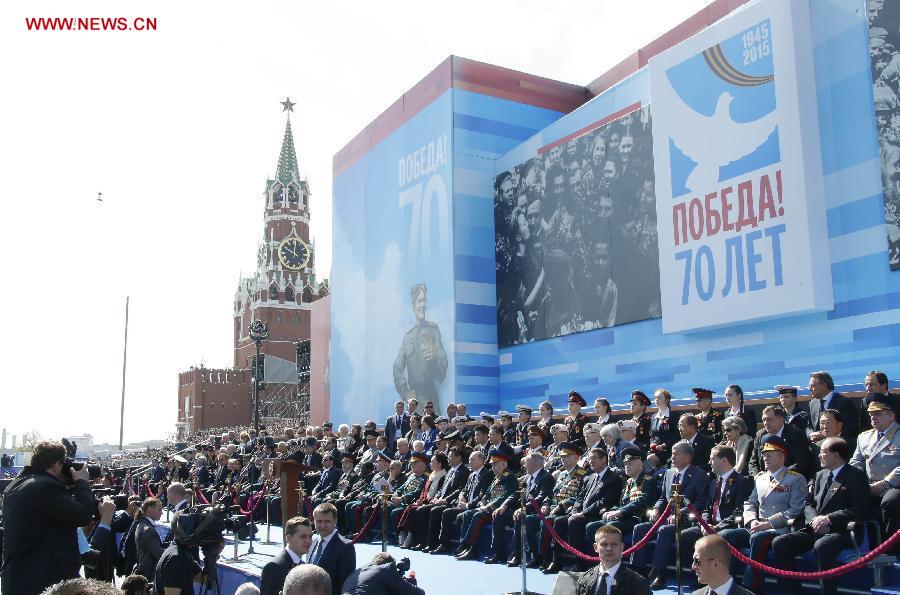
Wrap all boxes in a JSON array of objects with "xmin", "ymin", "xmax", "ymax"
[
  {"xmin": 565, "ymin": 391, "xmax": 589, "ymax": 445},
  {"xmin": 586, "ymin": 448, "xmax": 659, "ymax": 538},
  {"xmin": 346, "ymin": 452, "xmax": 392, "ymax": 537},
  {"xmin": 776, "ymin": 385, "xmax": 812, "ymax": 434},
  {"xmin": 720, "ymin": 435, "xmax": 807, "ymax": 592},
  {"xmin": 515, "ymin": 405, "xmax": 534, "ymax": 446},
  {"xmin": 546, "ymin": 446, "xmax": 623, "ymax": 571},
  {"xmin": 544, "ymin": 424, "xmax": 569, "ymax": 473},
  {"xmin": 456, "ymin": 450, "xmax": 518, "ymax": 561},
  {"xmin": 493, "ymin": 451, "xmax": 555, "ymax": 565},
  {"xmin": 332, "ymin": 460, "xmax": 375, "ymax": 534},
  {"xmin": 521, "ymin": 442, "xmax": 586, "ymax": 572},
  {"xmin": 850, "ymin": 393, "xmax": 900, "ymax": 547},
  {"xmin": 630, "ymin": 390, "xmax": 653, "ymax": 450},
  {"xmin": 516, "ymin": 426, "xmax": 547, "ymax": 459},
  {"xmin": 694, "ymin": 387, "xmax": 724, "ymax": 443},
  {"xmin": 388, "ymin": 451, "xmax": 429, "ymax": 542},
  {"xmin": 451, "ymin": 416, "xmax": 472, "ymax": 446},
  {"xmin": 393, "ymin": 283, "xmax": 448, "ymax": 411},
  {"xmin": 497, "ymin": 411, "xmax": 517, "ymax": 445}
]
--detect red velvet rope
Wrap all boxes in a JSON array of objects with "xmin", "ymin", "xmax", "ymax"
[
  {"xmin": 194, "ymin": 487, "xmax": 210, "ymax": 505},
  {"xmin": 142, "ymin": 479, "xmax": 166, "ymax": 499},
  {"xmin": 528, "ymin": 500, "xmax": 674, "ymax": 561},
  {"xmin": 349, "ymin": 503, "xmax": 381, "ymax": 545},
  {"xmin": 238, "ymin": 486, "xmax": 268, "ymax": 516},
  {"xmin": 686, "ymin": 503, "xmax": 900, "ymax": 579}
]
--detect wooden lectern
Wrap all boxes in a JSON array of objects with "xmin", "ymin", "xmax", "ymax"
[{"xmin": 273, "ymin": 460, "xmax": 316, "ymax": 537}]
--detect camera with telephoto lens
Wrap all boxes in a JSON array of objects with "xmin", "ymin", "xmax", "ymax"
[
  {"xmin": 396, "ymin": 557, "xmax": 411, "ymax": 573},
  {"xmin": 60, "ymin": 438, "xmax": 84, "ymax": 485}
]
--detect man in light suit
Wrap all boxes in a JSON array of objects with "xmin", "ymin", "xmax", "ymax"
[
  {"xmin": 807, "ymin": 370, "xmax": 860, "ymax": 449},
  {"xmin": 308, "ymin": 503, "xmax": 356, "ymax": 595},
  {"xmin": 690, "ymin": 534, "xmax": 754, "ymax": 595},
  {"xmin": 260, "ymin": 516, "xmax": 313, "ymax": 595},
  {"xmin": 384, "ymin": 400, "xmax": 411, "ymax": 456},
  {"xmin": 719, "ymin": 435, "xmax": 807, "ymax": 593},
  {"xmin": 850, "ymin": 393, "xmax": 900, "ymax": 550},
  {"xmin": 631, "ymin": 440, "xmax": 710, "ymax": 589},
  {"xmin": 576, "ymin": 524, "xmax": 650, "ymax": 595}
]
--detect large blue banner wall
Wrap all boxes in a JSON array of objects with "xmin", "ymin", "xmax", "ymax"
[{"xmin": 494, "ymin": 0, "xmax": 898, "ymax": 412}]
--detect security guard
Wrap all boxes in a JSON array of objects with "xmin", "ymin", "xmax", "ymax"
[
  {"xmin": 515, "ymin": 405, "xmax": 534, "ymax": 446},
  {"xmin": 720, "ymin": 435, "xmax": 807, "ymax": 592},
  {"xmin": 565, "ymin": 391, "xmax": 589, "ymax": 445},
  {"xmin": 850, "ymin": 393, "xmax": 900, "ymax": 543},
  {"xmin": 456, "ymin": 449, "xmax": 518, "ymax": 561}
]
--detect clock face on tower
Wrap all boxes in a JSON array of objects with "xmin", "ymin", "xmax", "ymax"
[{"xmin": 277, "ymin": 237, "xmax": 310, "ymax": 270}]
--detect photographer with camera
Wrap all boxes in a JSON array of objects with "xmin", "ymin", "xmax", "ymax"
[
  {"xmin": 0, "ymin": 440, "xmax": 95, "ymax": 595},
  {"xmin": 153, "ymin": 508, "xmax": 225, "ymax": 595},
  {"xmin": 339, "ymin": 552, "xmax": 423, "ymax": 595}
]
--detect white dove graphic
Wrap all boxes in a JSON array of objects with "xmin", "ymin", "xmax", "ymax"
[{"xmin": 656, "ymin": 73, "xmax": 778, "ymax": 194}]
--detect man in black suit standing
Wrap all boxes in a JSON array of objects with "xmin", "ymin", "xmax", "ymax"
[
  {"xmin": 0, "ymin": 440, "xmax": 94, "ymax": 595},
  {"xmin": 385, "ymin": 400, "xmax": 411, "ymax": 456},
  {"xmin": 747, "ymin": 405, "xmax": 812, "ymax": 478},
  {"xmin": 690, "ymin": 534, "xmax": 754, "ymax": 595},
  {"xmin": 260, "ymin": 516, "xmax": 314, "ymax": 595},
  {"xmin": 808, "ymin": 371, "xmax": 860, "ymax": 449},
  {"xmin": 544, "ymin": 446, "xmax": 623, "ymax": 571},
  {"xmin": 678, "ymin": 413, "xmax": 716, "ymax": 472},
  {"xmin": 576, "ymin": 524, "xmax": 651, "ymax": 595},
  {"xmin": 308, "ymin": 502, "xmax": 356, "ymax": 595},
  {"xmin": 772, "ymin": 437, "xmax": 870, "ymax": 595}
]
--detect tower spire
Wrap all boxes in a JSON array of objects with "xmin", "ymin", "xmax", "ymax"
[{"xmin": 276, "ymin": 98, "xmax": 300, "ymax": 186}]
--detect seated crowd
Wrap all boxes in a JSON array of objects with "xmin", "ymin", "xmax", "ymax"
[{"xmin": 1, "ymin": 369, "xmax": 897, "ymax": 594}]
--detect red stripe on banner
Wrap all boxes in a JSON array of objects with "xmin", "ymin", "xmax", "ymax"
[{"xmin": 538, "ymin": 101, "xmax": 642, "ymax": 154}]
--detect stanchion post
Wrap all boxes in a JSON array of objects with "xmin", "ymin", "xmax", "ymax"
[
  {"xmin": 505, "ymin": 482, "xmax": 539, "ymax": 595},
  {"xmin": 380, "ymin": 487, "xmax": 391, "ymax": 553},
  {"xmin": 672, "ymin": 482, "xmax": 683, "ymax": 595}
]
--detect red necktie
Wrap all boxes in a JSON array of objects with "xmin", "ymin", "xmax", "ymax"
[{"xmin": 712, "ymin": 478, "xmax": 722, "ymax": 521}]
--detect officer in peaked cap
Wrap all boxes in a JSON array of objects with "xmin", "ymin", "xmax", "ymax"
[
  {"xmin": 775, "ymin": 385, "xmax": 812, "ymax": 434},
  {"xmin": 566, "ymin": 391, "xmax": 588, "ymax": 445},
  {"xmin": 497, "ymin": 411, "xmax": 517, "ymax": 445},
  {"xmin": 455, "ymin": 447, "xmax": 518, "ymax": 560},
  {"xmin": 720, "ymin": 434, "xmax": 807, "ymax": 591},
  {"xmin": 515, "ymin": 405, "xmax": 534, "ymax": 447},
  {"xmin": 693, "ymin": 387, "xmax": 724, "ymax": 443},
  {"xmin": 851, "ymin": 393, "xmax": 900, "ymax": 543},
  {"xmin": 480, "ymin": 412, "xmax": 495, "ymax": 426},
  {"xmin": 630, "ymin": 390, "xmax": 652, "ymax": 450}
]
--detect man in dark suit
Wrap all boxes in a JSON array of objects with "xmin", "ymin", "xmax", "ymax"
[
  {"xmin": 632, "ymin": 439, "xmax": 710, "ymax": 589},
  {"xmin": 308, "ymin": 503, "xmax": 356, "ymax": 595},
  {"xmin": 410, "ymin": 446, "xmax": 469, "ymax": 550},
  {"xmin": 679, "ymin": 446, "xmax": 754, "ymax": 573},
  {"xmin": 260, "ymin": 516, "xmax": 314, "ymax": 595},
  {"xmin": 576, "ymin": 524, "xmax": 651, "ymax": 595},
  {"xmin": 430, "ymin": 450, "xmax": 493, "ymax": 554},
  {"xmin": 772, "ymin": 437, "xmax": 870, "ymax": 595},
  {"xmin": 808, "ymin": 370, "xmax": 860, "ymax": 448},
  {"xmin": 311, "ymin": 455, "xmax": 341, "ymax": 501},
  {"xmin": 340, "ymin": 552, "xmax": 424, "ymax": 594},
  {"xmin": 545, "ymin": 446, "xmax": 623, "ymax": 571},
  {"xmin": 747, "ymin": 405, "xmax": 813, "ymax": 478},
  {"xmin": 690, "ymin": 534, "xmax": 754, "ymax": 595},
  {"xmin": 0, "ymin": 440, "xmax": 95, "ymax": 595},
  {"xmin": 499, "ymin": 450, "xmax": 555, "ymax": 566},
  {"xmin": 385, "ymin": 400, "xmax": 411, "ymax": 456},
  {"xmin": 678, "ymin": 413, "xmax": 716, "ymax": 472}
]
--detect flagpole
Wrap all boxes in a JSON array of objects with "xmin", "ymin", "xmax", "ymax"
[{"xmin": 118, "ymin": 296, "xmax": 130, "ymax": 451}]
